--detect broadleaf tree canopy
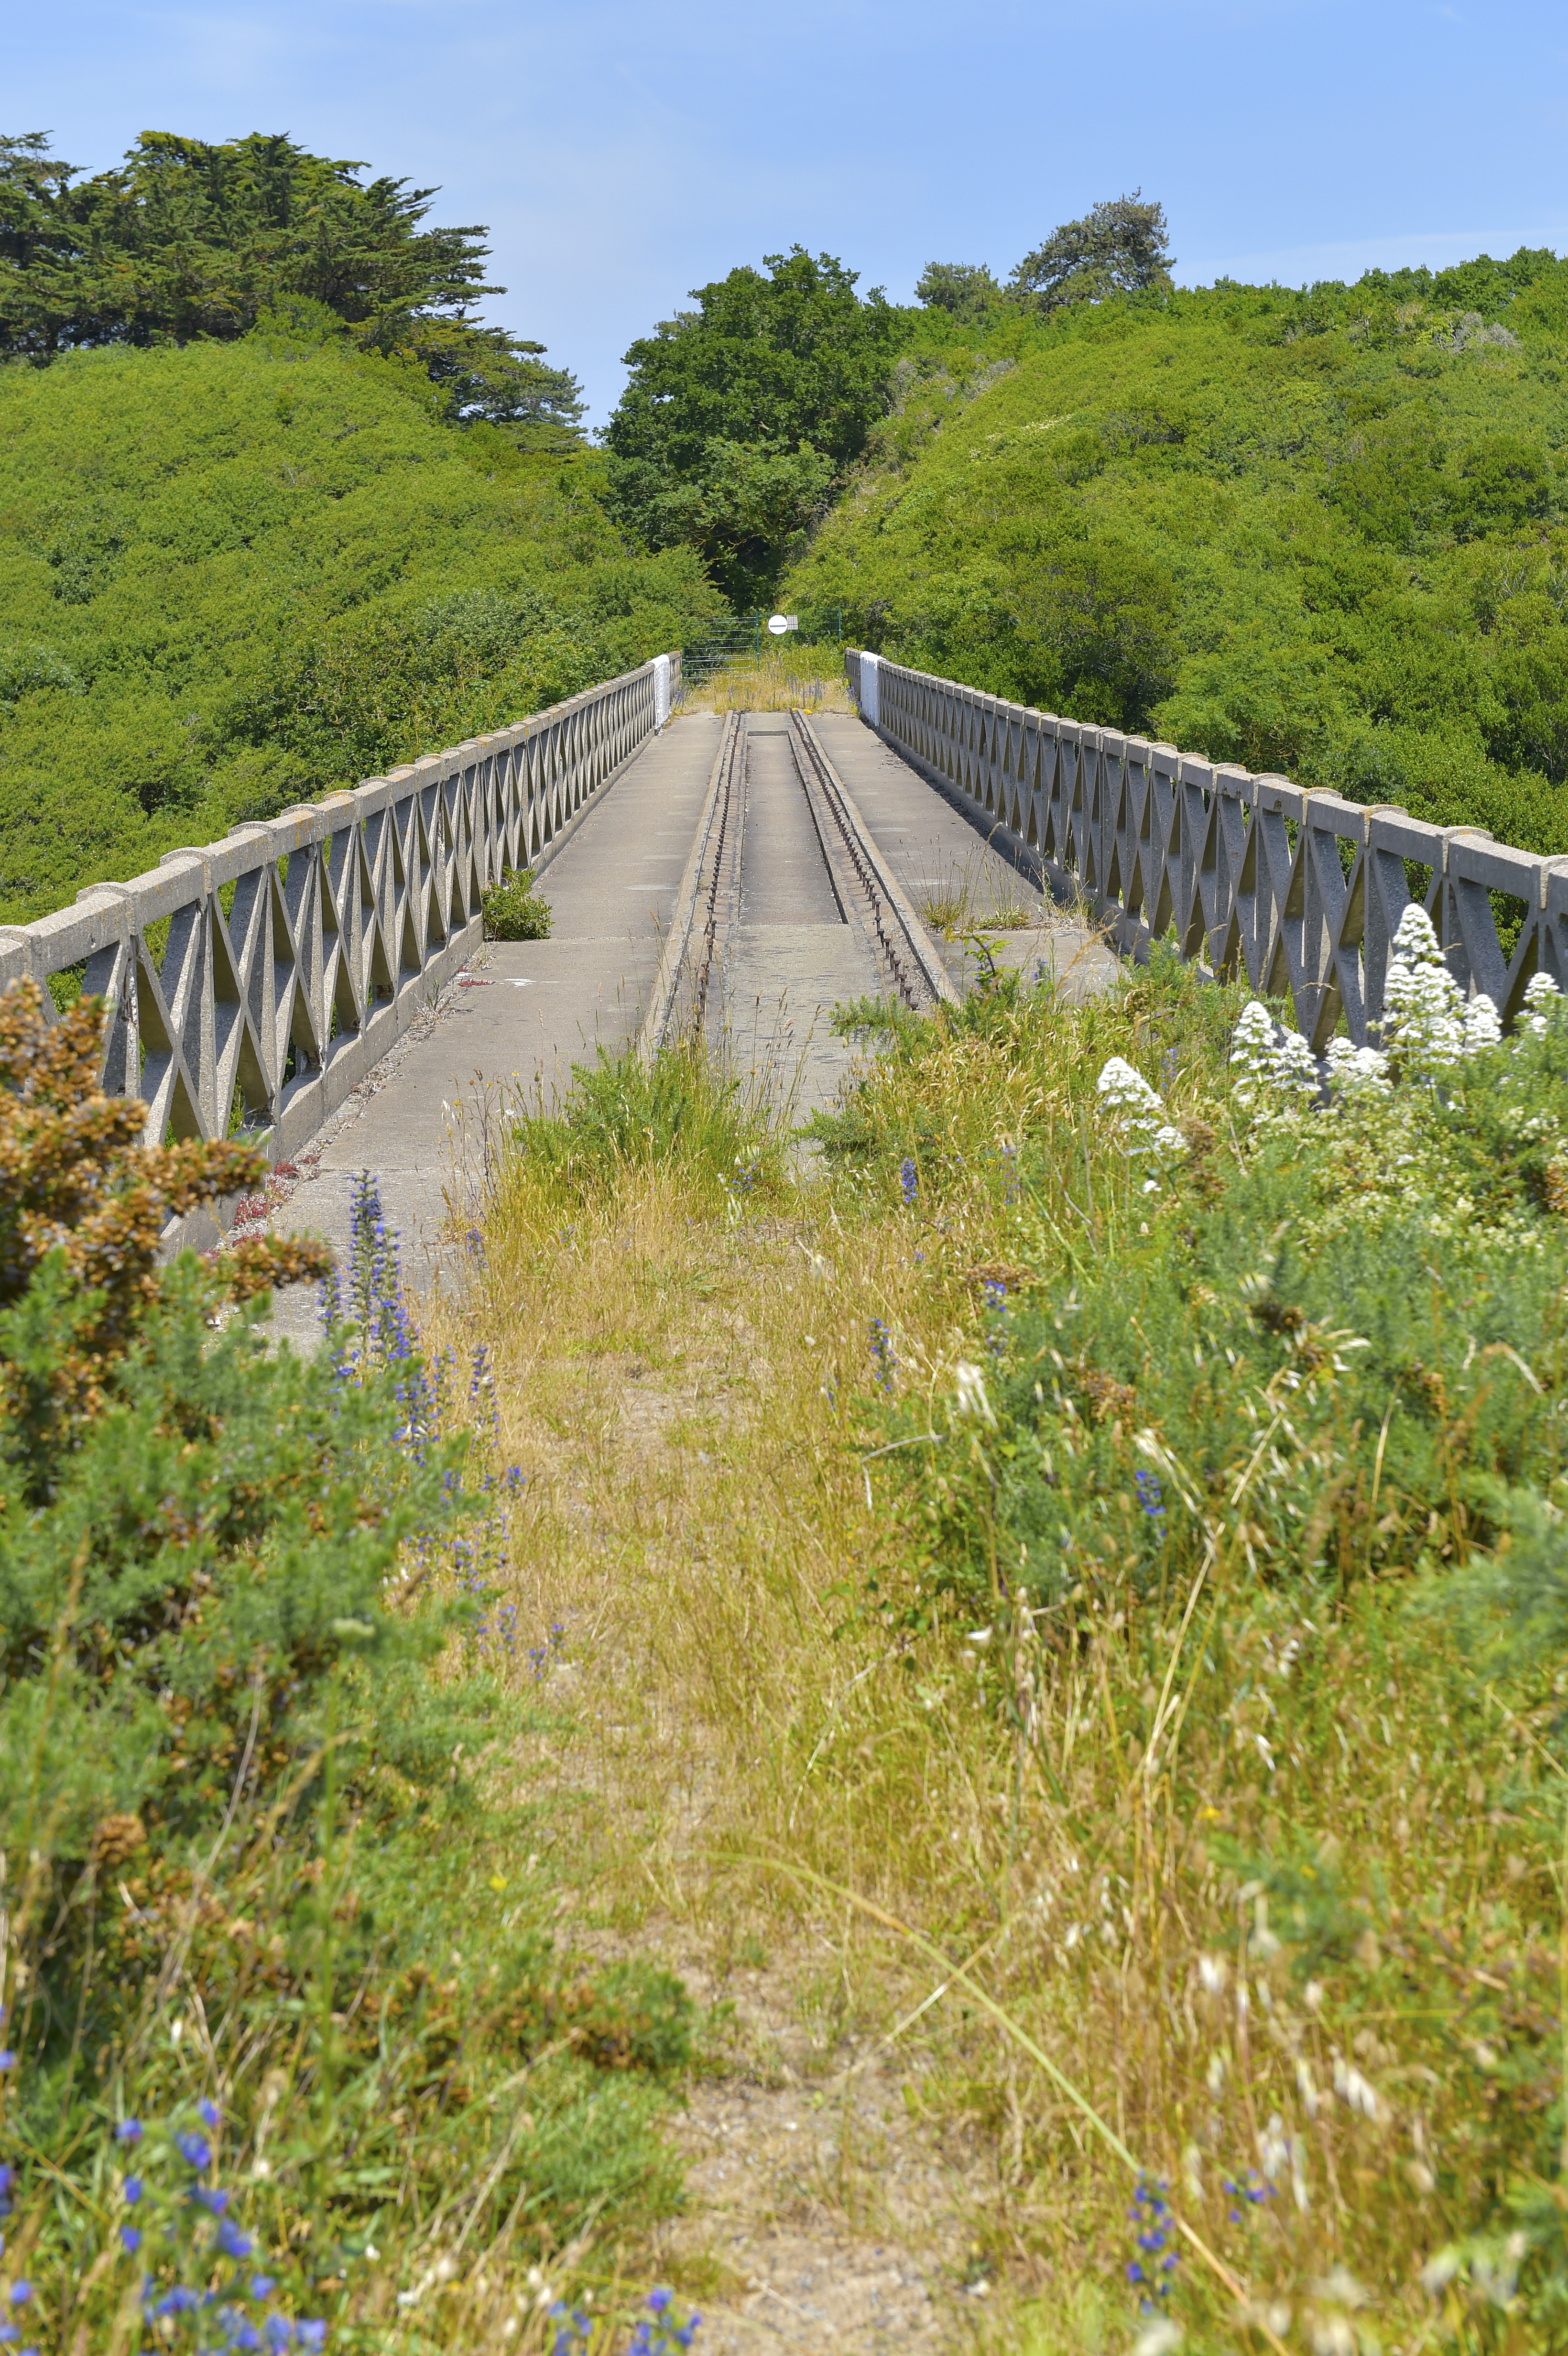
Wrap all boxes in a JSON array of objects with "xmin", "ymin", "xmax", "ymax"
[{"xmin": 602, "ymin": 247, "xmax": 901, "ymax": 604}]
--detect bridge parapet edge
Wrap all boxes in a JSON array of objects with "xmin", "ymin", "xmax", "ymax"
[
  {"xmin": 4, "ymin": 652, "xmax": 680, "ymax": 1170},
  {"xmin": 845, "ymin": 647, "xmax": 1557, "ymax": 1047}
]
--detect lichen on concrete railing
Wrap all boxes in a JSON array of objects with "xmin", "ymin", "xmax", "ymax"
[
  {"xmin": 0, "ymin": 653, "xmax": 678, "ymax": 1161},
  {"xmin": 846, "ymin": 648, "xmax": 1568, "ymax": 1044}
]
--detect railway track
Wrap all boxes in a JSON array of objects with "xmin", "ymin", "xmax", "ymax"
[
  {"xmin": 638, "ymin": 709, "xmax": 955, "ymax": 1068},
  {"xmin": 786, "ymin": 709, "xmax": 956, "ymax": 1017}
]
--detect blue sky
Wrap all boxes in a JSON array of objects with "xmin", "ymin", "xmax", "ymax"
[{"xmin": 9, "ymin": 0, "xmax": 1567, "ymax": 422}]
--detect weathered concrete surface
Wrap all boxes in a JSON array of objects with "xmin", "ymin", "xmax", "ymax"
[
  {"xmin": 812, "ymin": 712, "xmax": 1122, "ymax": 1002},
  {"xmin": 717, "ymin": 716, "xmax": 873, "ymax": 1120},
  {"xmin": 253, "ymin": 704, "xmax": 1121, "ymax": 1347},
  {"xmin": 257, "ymin": 712, "xmax": 722, "ymax": 1342}
]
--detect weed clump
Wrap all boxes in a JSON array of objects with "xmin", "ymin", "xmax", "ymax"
[
  {"xmin": 508, "ymin": 1043, "xmax": 785, "ymax": 1215},
  {"xmin": 482, "ymin": 867, "xmax": 552, "ymax": 941}
]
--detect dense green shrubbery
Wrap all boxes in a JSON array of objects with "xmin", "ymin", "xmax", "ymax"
[
  {"xmin": 821, "ymin": 935, "xmax": 1568, "ymax": 1617},
  {"xmin": 784, "ymin": 252, "xmax": 1568, "ymax": 851},
  {"xmin": 0, "ymin": 989, "xmax": 693, "ymax": 2347},
  {"xmin": 0, "ymin": 327, "xmax": 719, "ymax": 922}
]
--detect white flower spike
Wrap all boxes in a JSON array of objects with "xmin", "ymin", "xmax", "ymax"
[
  {"xmin": 1523, "ymin": 971, "xmax": 1562, "ymax": 1037},
  {"xmin": 1095, "ymin": 1058, "xmax": 1187, "ymax": 1183},
  {"xmin": 953, "ymin": 1361, "xmax": 997, "ymax": 1427}
]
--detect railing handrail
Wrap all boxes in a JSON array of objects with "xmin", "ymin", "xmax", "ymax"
[
  {"xmin": 846, "ymin": 648, "xmax": 1566, "ymax": 1046},
  {"xmin": 0, "ymin": 651, "xmax": 679, "ymax": 1165}
]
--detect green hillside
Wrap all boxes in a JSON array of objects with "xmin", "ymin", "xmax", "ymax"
[
  {"xmin": 0, "ymin": 322, "xmax": 715, "ymax": 923},
  {"xmin": 784, "ymin": 258, "xmax": 1568, "ymax": 851}
]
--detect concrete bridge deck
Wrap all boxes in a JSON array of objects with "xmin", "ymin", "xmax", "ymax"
[{"xmin": 253, "ymin": 705, "xmax": 1117, "ymax": 1334}]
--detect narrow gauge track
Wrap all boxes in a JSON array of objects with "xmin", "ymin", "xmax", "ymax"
[
  {"xmin": 639, "ymin": 709, "xmax": 954, "ymax": 1069},
  {"xmin": 786, "ymin": 710, "xmax": 956, "ymax": 1017},
  {"xmin": 691, "ymin": 709, "xmax": 745, "ymax": 1035}
]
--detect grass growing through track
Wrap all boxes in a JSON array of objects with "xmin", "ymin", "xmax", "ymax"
[{"xmin": 427, "ymin": 946, "xmax": 1568, "ymax": 2352}]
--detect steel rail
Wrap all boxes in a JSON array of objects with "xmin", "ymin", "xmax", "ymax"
[{"xmin": 788, "ymin": 711, "xmax": 959, "ymax": 1014}]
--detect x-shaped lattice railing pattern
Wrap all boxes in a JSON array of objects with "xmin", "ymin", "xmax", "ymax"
[
  {"xmin": 847, "ymin": 650, "xmax": 1568, "ymax": 1044},
  {"xmin": 0, "ymin": 654, "xmax": 676, "ymax": 1157}
]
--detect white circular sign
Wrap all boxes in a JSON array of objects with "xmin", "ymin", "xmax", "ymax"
[{"xmin": 766, "ymin": 613, "xmax": 789, "ymax": 635}]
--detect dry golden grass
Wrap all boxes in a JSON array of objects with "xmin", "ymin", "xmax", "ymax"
[
  {"xmin": 419, "ymin": 974, "xmax": 1568, "ymax": 2354},
  {"xmin": 683, "ymin": 645, "xmax": 856, "ymax": 715},
  {"xmin": 422, "ymin": 1153, "xmax": 1029, "ymax": 2333}
]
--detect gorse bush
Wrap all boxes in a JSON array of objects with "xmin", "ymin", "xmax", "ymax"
[{"xmin": 0, "ymin": 986, "xmax": 697, "ymax": 2350}]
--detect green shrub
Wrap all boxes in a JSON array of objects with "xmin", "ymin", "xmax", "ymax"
[
  {"xmin": 481, "ymin": 865, "xmax": 552, "ymax": 940},
  {"xmin": 509, "ymin": 1041, "xmax": 786, "ymax": 1212},
  {"xmin": 0, "ymin": 984, "xmax": 692, "ymax": 2346},
  {"xmin": 784, "ymin": 255, "xmax": 1568, "ymax": 834},
  {"xmin": 0, "ymin": 337, "xmax": 719, "ymax": 920}
]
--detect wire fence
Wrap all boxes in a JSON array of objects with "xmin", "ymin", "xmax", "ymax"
[{"xmin": 678, "ymin": 607, "xmax": 844, "ymax": 690}]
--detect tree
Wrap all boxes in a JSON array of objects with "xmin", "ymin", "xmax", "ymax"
[
  {"xmin": 1011, "ymin": 191, "xmax": 1173, "ymax": 313},
  {"xmin": 603, "ymin": 247, "xmax": 901, "ymax": 604},
  {"xmin": 0, "ymin": 130, "xmax": 584, "ymax": 441},
  {"xmin": 368, "ymin": 315, "xmax": 585, "ymax": 444},
  {"xmin": 914, "ymin": 262, "xmax": 1008, "ymax": 323}
]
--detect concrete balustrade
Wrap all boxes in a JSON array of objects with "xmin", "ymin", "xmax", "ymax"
[
  {"xmin": 0, "ymin": 654, "xmax": 678, "ymax": 1161},
  {"xmin": 846, "ymin": 648, "xmax": 1568, "ymax": 1045}
]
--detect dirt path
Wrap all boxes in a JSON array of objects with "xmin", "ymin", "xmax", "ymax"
[{"xmin": 642, "ymin": 1933, "xmax": 996, "ymax": 2350}]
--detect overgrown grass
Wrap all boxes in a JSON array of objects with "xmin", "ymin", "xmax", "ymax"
[
  {"xmin": 684, "ymin": 643, "xmax": 854, "ymax": 714},
  {"xmin": 504, "ymin": 1042, "xmax": 792, "ymax": 1220},
  {"xmin": 20, "ymin": 956, "xmax": 1564, "ymax": 2348},
  {"xmin": 422, "ymin": 948, "xmax": 1568, "ymax": 2351}
]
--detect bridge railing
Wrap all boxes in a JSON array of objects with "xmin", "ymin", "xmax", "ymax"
[
  {"xmin": 847, "ymin": 648, "xmax": 1566, "ymax": 1046},
  {"xmin": 2, "ymin": 651, "xmax": 678, "ymax": 1164}
]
